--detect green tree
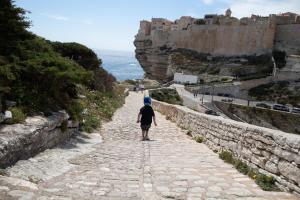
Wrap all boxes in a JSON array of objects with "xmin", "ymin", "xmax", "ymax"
[{"xmin": 0, "ymin": 0, "xmax": 32, "ymax": 56}]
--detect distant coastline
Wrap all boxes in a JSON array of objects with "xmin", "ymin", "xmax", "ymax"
[{"xmin": 95, "ymin": 49, "xmax": 144, "ymax": 81}]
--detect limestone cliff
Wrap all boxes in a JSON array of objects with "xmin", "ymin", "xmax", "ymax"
[{"xmin": 134, "ymin": 12, "xmax": 300, "ymax": 82}]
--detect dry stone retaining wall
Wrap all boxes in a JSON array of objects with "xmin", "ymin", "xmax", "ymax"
[
  {"xmin": 0, "ymin": 111, "xmax": 78, "ymax": 168},
  {"xmin": 152, "ymin": 100, "xmax": 300, "ymax": 195}
]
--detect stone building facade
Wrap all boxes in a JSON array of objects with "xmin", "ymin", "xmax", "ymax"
[{"xmin": 134, "ymin": 10, "xmax": 300, "ymax": 81}]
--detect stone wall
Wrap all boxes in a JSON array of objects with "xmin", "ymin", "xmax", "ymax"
[
  {"xmin": 275, "ymin": 24, "xmax": 300, "ymax": 55},
  {"xmin": 172, "ymin": 25, "xmax": 275, "ymax": 56},
  {"xmin": 147, "ymin": 23, "xmax": 276, "ymax": 56},
  {"xmin": 0, "ymin": 111, "xmax": 78, "ymax": 168},
  {"xmin": 152, "ymin": 100, "xmax": 300, "ymax": 194}
]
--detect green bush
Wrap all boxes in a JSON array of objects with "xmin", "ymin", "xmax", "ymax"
[
  {"xmin": 234, "ymin": 160, "xmax": 250, "ymax": 175},
  {"xmin": 0, "ymin": 0, "xmax": 117, "ymax": 120},
  {"xmin": 81, "ymin": 113, "xmax": 100, "ymax": 133},
  {"xmin": 124, "ymin": 79, "xmax": 137, "ymax": 85},
  {"xmin": 6, "ymin": 107, "xmax": 26, "ymax": 124},
  {"xmin": 60, "ymin": 120, "xmax": 68, "ymax": 133},
  {"xmin": 255, "ymin": 173, "xmax": 278, "ymax": 191},
  {"xmin": 194, "ymin": 19, "xmax": 206, "ymax": 25},
  {"xmin": 193, "ymin": 136, "xmax": 204, "ymax": 143},
  {"xmin": 149, "ymin": 89, "xmax": 183, "ymax": 105},
  {"xmin": 219, "ymin": 151, "xmax": 234, "ymax": 164},
  {"xmin": 77, "ymin": 85, "xmax": 125, "ymax": 133},
  {"xmin": 272, "ymin": 50, "xmax": 286, "ymax": 69},
  {"xmin": 249, "ymin": 81, "xmax": 299, "ymax": 107}
]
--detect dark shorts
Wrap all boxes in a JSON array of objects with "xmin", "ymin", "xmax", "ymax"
[{"xmin": 141, "ymin": 124, "xmax": 151, "ymax": 131}]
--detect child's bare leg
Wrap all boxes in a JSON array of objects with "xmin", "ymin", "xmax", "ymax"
[
  {"xmin": 145, "ymin": 130, "xmax": 149, "ymax": 140},
  {"xmin": 142, "ymin": 130, "xmax": 146, "ymax": 140}
]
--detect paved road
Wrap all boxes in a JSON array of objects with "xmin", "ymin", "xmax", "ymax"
[
  {"xmin": 172, "ymin": 84, "xmax": 298, "ymax": 115},
  {"xmin": 0, "ymin": 92, "xmax": 298, "ymax": 200}
]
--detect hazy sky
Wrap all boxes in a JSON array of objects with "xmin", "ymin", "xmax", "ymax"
[{"xmin": 16, "ymin": 0, "xmax": 300, "ymax": 52}]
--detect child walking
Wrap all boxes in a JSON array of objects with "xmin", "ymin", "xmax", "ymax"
[{"xmin": 137, "ymin": 96, "xmax": 157, "ymax": 141}]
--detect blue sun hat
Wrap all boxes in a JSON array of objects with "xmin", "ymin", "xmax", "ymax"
[{"xmin": 144, "ymin": 96, "xmax": 152, "ymax": 106}]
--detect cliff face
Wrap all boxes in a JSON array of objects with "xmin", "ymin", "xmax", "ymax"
[
  {"xmin": 134, "ymin": 14, "xmax": 300, "ymax": 82},
  {"xmin": 134, "ymin": 36, "xmax": 274, "ymax": 82}
]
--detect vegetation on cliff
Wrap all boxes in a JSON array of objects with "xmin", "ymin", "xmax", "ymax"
[
  {"xmin": 168, "ymin": 49, "xmax": 273, "ymax": 82},
  {"xmin": 0, "ymin": 0, "xmax": 122, "ymax": 130},
  {"xmin": 249, "ymin": 81, "xmax": 300, "ymax": 107},
  {"xmin": 149, "ymin": 88, "xmax": 183, "ymax": 105},
  {"xmin": 77, "ymin": 85, "xmax": 125, "ymax": 133}
]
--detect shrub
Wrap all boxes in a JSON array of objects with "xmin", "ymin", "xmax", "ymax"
[
  {"xmin": 255, "ymin": 173, "xmax": 278, "ymax": 191},
  {"xmin": 66, "ymin": 100, "xmax": 84, "ymax": 122},
  {"xmin": 124, "ymin": 79, "xmax": 137, "ymax": 85},
  {"xmin": 219, "ymin": 151, "xmax": 234, "ymax": 164},
  {"xmin": 6, "ymin": 107, "xmax": 26, "ymax": 124},
  {"xmin": 60, "ymin": 120, "xmax": 68, "ymax": 133},
  {"xmin": 194, "ymin": 19, "xmax": 206, "ymax": 25},
  {"xmin": 234, "ymin": 160, "xmax": 250, "ymax": 175},
  {"xmin": 193, "ymin": 136, "xmax": 204, "ymax": 143},
  {"xmin": 272, "ymin": 50, "xmax": 286, "ymax": 69},
  {"xmin": 81, "ymin": 113, "xmax": 100, "ymax": 133},
  {"xmin": 77, "ymin": 85, "xmax": 125, "ymax": 133},
  {"xmin": 0, "ymin": 1, "xmax": 117, "ymax": 120},
  {"xmin": 149, "ymin": 89, "xmax": 183, "ymax": 105}
]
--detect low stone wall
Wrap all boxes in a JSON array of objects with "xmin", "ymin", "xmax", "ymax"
[
  {"xmin": 0, "ymin": 111, "xmax": 78, "ymax": 168},
  {"xmin": 152, "ymin": 100, "xmax": 300, "ymax": 194}
]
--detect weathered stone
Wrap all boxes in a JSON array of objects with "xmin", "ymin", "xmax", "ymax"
[
  {"xmin": 4, "ymin": 111, "xmax": 12, "ymax": 119},
  {"xmin": 251, "ymin": 155, "xmax": 267, "ymax": 168},
  {"xmin": 265, "ymin": 160, "xmax": 279, "ymax": 174},
  {"xmin": 274, "ymin": 148, "xmax": 300, "ymax": 164},
  {"xmin": 0, "ymin": 176, "xmax": 38, "ymax": 190},
  {"xmin": 0, "ymin": 111, "xmax": 77, "ymax": 168},
  {"xmin": 278, "ymin": 160, "xmax": 300, "ymax": 184}
]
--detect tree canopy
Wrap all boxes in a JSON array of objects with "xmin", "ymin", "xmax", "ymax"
[{"xmin": 0, "ymin": 0, "xmax": 116, "ymax": 119}]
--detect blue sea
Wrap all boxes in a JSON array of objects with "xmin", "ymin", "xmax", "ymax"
[{"xmin": 95, "ymin": 49, "xmax": 144, "ymax": 81}]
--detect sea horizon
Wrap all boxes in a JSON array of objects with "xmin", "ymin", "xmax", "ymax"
[{"xmin": 95, "ymin": 49, "xmax": 144, "ymax": 81}]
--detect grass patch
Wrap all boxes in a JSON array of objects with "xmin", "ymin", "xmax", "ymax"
[
  {"xmin": 193, "ymin": 136, "xmax": 204, "ymax": 143},
  {"xmin": 78, "ymin": 85, "xmax": 125, "ymax": 133},
  {"xmin": 249, "ymin": 81, "xmax": 300, "ymax": 107},
  {"xmin": 60, "ymin": 120, "xmax": 68, "ymax": 133},
  {"xmin": 219, "ymin": 151, "xmax": 279, "ymax": 191},
  {"xmin": 6, "ymin": 107, "xmax": 26, "ymax": 124},
  {"xmin": 149, "ymin": 88, "xmax": 183, "ymax": 105}
]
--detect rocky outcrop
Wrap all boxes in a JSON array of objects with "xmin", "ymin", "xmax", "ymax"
[
  {"xmin": 134, "ymin": 13, "xmax": 300, "ymax": 82},
  {"xmin": 134, "ymin": 41, "xmax": 274, "ymax": 82},
  {"xmin": 152, "ymin": 99, "xmax": 300, "ymax": 194},
  {"xmin": 0, "ymin": 111, "xmax": 78, "ymax": 168},
  {"xmin": 134, "ymin": 19, "xmax": 276, "ymax": 82}
]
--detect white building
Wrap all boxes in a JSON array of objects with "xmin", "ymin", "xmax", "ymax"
[{"xmin": 174, "ymin": 73, "xmax": 198, "ymax": 84}]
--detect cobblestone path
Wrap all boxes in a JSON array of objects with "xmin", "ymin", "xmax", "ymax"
[{"xmin": 0, "ymin": 92, "xmax": 298, "ymax": 200}]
